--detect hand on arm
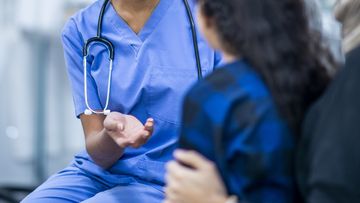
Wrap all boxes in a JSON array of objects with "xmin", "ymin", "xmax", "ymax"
[
  {"xmin": 164, "ymin": 150, "xmax": 229, "ymax": 203},
  {"xmin": 81, "ymin": 112, "xmax": 154, "ymax": 169}
]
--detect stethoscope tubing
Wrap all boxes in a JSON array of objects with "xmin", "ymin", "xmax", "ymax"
[{"xmin": 82, "ymin": 0, "xmax": 202, "ymax": 115}]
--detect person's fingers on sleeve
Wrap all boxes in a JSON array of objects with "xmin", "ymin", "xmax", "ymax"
[
  {"xmin": 165, "ymin": 188, "xmax": 179, "ymax": 203},
  {"xmin": 164, "ymin": 186, "xmax": 182, "ymax": 203},
  {"xmin": 164, "ymin": 182, "xmax": 178, "ymax": 195},
  {"xmin": 163, "ymin": 199, "xmax": 178, "ymax": 203},
  {"xmin": 166, "ymin": 160, "xmax": 196, "ymax": 181},
  {"xmin": 165, "ymin": 161, "xmax": 183, "ymax": 185},
  {"xmin": 174, "ymin": 150, "xmax": 214, "ymax": 170}
]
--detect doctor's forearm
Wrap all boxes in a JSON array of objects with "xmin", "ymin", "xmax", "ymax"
[{"xmin": 85, "ymin": 129, "xmax": 125, "ymax": 169}]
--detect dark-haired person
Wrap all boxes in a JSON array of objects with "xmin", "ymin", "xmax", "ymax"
[
  {"xmin": 164, "ymin": 0, "xmax": 334, "ymax": 202},
  {"xmin": 296, "ymin": 0, "xmax": 360, "ymax": 202}
]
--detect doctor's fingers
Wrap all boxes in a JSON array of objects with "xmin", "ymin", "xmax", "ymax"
[
  {"xmin": 112, "ymin": 130, "xmax": 150, "ymax": 149},
  {"xmin": 128, "ymin": 130, "xmax": 152, "ymax": 148},
  {"xmin": 112, "ymin": 136, "xmax": 132, "ymax": 148},
  {"xmin": 144, "ymin": 118, "xmax": 155, "ymax": 134},
  {"xmin": 104, "ymin": 117, "xmax": 125, "ymax": 132}
]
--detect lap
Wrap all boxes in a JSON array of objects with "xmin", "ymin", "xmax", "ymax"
[
  {"xmin": 21, "ymin": 164, "xmax": 164, "ymax": 203},
  {"xmin": 82, "ymin": 181, "xmax": 164, "ymax": 203},
  {"xmin": 21, "ymin": 165, "xmax": 107, "ymax": 203}
]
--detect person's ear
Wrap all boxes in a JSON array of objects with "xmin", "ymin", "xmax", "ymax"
[
  {"xmin": 197, "ymin": 6, "xmax": 215, "ymax": 31},
  {"xmin": 203, "ymin": 14, "xmax": 216, "ymax": 30},
  {"xmin": 196, "ymin": 5, "xmax": 221, "ymax": 50}
]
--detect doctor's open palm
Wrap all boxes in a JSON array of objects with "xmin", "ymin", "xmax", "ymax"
[{"xmin": 104, "ymin": 112, "xmax": 154, "ymax": 149}]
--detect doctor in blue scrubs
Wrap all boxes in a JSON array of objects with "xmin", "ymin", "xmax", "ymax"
[{"xmin": 22, "ymin": 0, "xmax": 221, "ymax": 202}]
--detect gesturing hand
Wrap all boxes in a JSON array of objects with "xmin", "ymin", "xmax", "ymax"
[{"xmin": 103, "ymin": 112, "xmax": 154, "ymax": 149}]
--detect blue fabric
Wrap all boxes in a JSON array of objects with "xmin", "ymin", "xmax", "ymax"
[
  {"xmin": 23, "ymin": 0, "xmax": 220, "ymax": 202},
  {"xmin": 21, "ymin": 161, "xmax": 164, "ymax": 203},
  {"xmin": 179, "ymin": 60, "xmax": 297, "ymax": 203}
]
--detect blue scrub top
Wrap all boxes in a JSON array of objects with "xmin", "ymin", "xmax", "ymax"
[{"xmin": 61, "ymin": 0, "xmax": 221, "ymax": 185}]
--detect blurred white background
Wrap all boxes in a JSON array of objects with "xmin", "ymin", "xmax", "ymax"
[
  {"xmin": 0, "ymin": 0, "xmax": 94, "ymax": 189},
  {"xmin": 0, "ymin": 0, "xmax": 341, "ymax": 196}
]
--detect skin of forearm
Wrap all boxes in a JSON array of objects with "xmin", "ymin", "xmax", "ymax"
[{"xmin": 85, "ymin": 129, "xmax": 125, "ymax": 169}]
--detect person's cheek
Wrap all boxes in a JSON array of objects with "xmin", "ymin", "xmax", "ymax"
[{"xmin": 196, "ymin": 5, "xmax": 223, "ymax": 52}]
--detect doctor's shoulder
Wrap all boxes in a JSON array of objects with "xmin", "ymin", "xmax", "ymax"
[{"xmin": 61, "ymin": 0, "xmax": 103, "ymax": 42}]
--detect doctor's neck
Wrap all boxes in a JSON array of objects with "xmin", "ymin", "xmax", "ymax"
[{"xmin": 111, "ymin": 0, "xmax": 159, "ymax": 12}]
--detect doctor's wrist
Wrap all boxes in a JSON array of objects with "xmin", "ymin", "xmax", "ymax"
[{"xmin": 102, "ymin": 129, "xmax": 127, "ymax": 150}]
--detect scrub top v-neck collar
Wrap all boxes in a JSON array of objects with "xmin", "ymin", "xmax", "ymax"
[{"xmin": 108, "ymin": 0, "xmax": 174, "ymax": 44}]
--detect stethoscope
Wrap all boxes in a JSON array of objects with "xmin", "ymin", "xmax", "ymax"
[{"xmin": 83, "ymin": 0, "xmax": 203, "ymax": 116}]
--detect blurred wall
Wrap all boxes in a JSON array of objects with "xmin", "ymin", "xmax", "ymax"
[{"xmin": 0, "ymin": 0, "xmax": 93, "ymax": 187}]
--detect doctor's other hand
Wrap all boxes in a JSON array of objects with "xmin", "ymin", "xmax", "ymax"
[
  {"xmin": 103, "ymin": 112, "xmax": 154, "ymax": 149},
  {"xmin": 164, "ymin": 150, "xmax": 228, "ymax": 203}
]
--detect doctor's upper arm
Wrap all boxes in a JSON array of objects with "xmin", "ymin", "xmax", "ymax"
[{"xmin": 61, "ymin": 18, "xmax": 102, "ymax": 118}]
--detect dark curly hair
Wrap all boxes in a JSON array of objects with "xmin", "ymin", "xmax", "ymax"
[{"xmin": 197, "ymin": 0, "xmax": 335, "ymax": 134}]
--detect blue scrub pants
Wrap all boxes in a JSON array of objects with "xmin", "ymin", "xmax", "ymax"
[{"xmin": 21, "ymin": 159, "xmax": 164, "ymax": 203}]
